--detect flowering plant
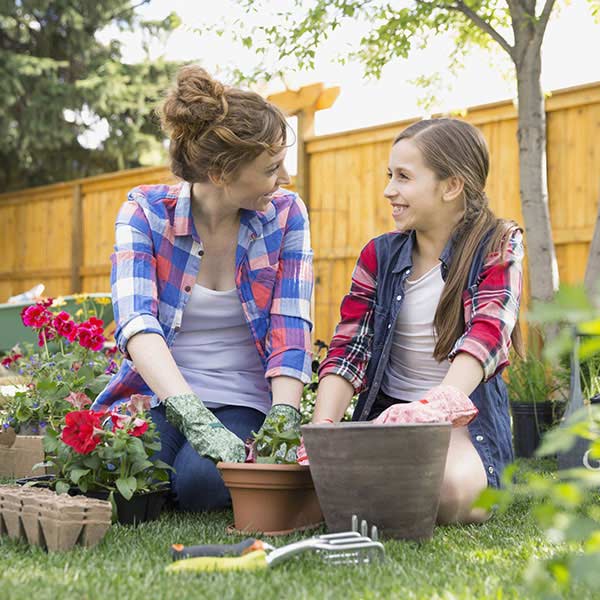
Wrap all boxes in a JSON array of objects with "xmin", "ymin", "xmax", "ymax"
[
  {"xmin": 38, "ymin": 394, "xmax": 172, "ymax": 501},
  {"xmin": 0, "ymin": 295, "xmax": 121, "ymax": 434}
]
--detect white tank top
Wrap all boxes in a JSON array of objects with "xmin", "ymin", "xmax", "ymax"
[
  {"xmin": 170, "ymin": 284, "xmax": 271, "ymax": 414},
  {"xmin": 381, "ymin": 263, "xmax": 450, "ymax": 402}
]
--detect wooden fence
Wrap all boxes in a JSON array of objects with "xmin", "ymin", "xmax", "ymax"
[{"xmin": 1, "ymin": 82, "xmax": 599, "ymax": 344}]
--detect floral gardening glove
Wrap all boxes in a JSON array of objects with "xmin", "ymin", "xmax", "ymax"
[
  {"xmin": 373, "ymin": 384, "xmax": 478, "ymax": 428},
  {"xmin": 164, "ymin": 393, "xmax": 246, "ymax": 463},
  {"xmin": 257, "ymin": 404, "xmax": 302, "ymax": 438}
]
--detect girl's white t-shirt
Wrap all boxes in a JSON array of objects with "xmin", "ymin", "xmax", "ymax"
[
  {"xmin": 381, "ymin": 263, "xmax": 450, "ymax": 402},
  {"xmin": 170, "ymin": 284, "xmax": 271, "ymax": 414}
]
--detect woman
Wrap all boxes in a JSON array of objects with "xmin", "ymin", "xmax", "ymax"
[
  {"xmin": 92, "ymin": 66, "xmax": 314, "ymax": 512},
  {"xmin": 312, "ymin": 118, "xmax": 523, "ymax": 525}
]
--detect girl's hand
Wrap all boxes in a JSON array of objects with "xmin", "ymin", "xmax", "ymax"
[
  {"xmin": 296, "ymin": 418, "xmax": 334, "ymax": 466},
  {"xmin": 373, "ymin": 385, "xmax": 478, "ymax": 428}
]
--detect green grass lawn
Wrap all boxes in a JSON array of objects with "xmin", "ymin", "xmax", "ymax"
[{"xmin": 0, "ymin": 465, "xmax": 590, "ymax": 600}]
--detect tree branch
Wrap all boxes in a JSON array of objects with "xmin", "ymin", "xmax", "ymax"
[
  {"xmin": 450, "ymin": 0, "xmax": 515, "ymax": 59},
  {"xmin": 535, "ymin": 0, "xmax": 557, "ymax": 45}
]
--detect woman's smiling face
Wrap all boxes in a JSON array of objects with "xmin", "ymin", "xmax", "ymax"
[{"xmin": 222, "ymin": 146, "xmax": 290, "ymax": 212}]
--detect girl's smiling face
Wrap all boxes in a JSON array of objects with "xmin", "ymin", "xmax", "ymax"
[{"xmin": 384, "ymin": 138, "xmax": 463, "ymax": 234}]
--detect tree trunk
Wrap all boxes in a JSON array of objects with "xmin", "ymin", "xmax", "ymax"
[
  {"xmin": 514, "ymin": 43, "xmax": 558, "ymax": 304},
  {"xmin": 584, "ymin": 184, "xmax": 600, "ymax": 303}
]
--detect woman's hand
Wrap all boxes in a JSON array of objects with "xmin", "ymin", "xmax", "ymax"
[{"xmin": 164, "ymin": 393, "xmax": 246, "ymax": 463}]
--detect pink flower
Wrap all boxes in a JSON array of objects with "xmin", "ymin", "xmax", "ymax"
[
  {"xmin": 53, "ymin": 312, "xmax": 78, "ymax": 342},
  {"xmin": 86, "ymin": 317, "xmax": 104, "ymax": 329},
  {"xmin": 77, "ymin": 318, "xmax": 106, "ymax": 351},
  {"xmin": 38, "ymin": 328, "xmax": 56, "ymax": 347},
  {"xmin": 126, "ymin": 394, "xmax": 152, "ymax": 415},
  {"xmin": 64, "ymin": 392, "xmax": 92, "ymax": 410},
  {"xmin": 111, "ymin": 413, "xmax": 149, "ymax": 437},
  {"xmin": 77, "ymin": 325, "xmax": 105, "ymax": 351},
  {"xmin": 21, "ymin": 304, "xmax": 52, "ymax": 328}
]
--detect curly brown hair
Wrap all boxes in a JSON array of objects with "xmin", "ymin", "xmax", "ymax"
[{"xmin": 158, "ymin": 65, "xmax": 288, "ymax": 183}]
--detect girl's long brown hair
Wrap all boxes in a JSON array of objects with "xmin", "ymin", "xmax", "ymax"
[{"xmin": 393, "ymin": 118, "xmax": 523, "ymax": 362}]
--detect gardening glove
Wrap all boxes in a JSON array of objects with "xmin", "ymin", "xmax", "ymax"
[
  {"xmin": 256, "ymin": 404, "xmax": 303, "ymax": 439},
  {"xmin": 373, "ymin": 384, "xmax": 478, "ymax": 428},
  {"xmin": 164, "ymin": 393, "xmax": 246, "ymax": 463}
]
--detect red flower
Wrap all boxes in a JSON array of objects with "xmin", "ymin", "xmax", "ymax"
[
  {"xmin": 129, "ymin": 419, "xmax": 148, "ymax": 437},
  {"xmin": 111, "ymin": 413, "xmax": 149, "ymax": 437},
  {"xmin": 60, "ymin": 410, "xmax": 104, "ymax": 454},
  {"xmin": 21, "ymin": 303, "xmax": 52, "ymax": 328},
  {"xmin": 53, "ymin": 312, "xmax": 78, "ymax": 342},
  {"xmin": 105, "ymin": 346, "xmax": 118, "ymax": 357},
  {"xmin": 1, "ymin": 352, "xmax": 22, "ymax": 368}
]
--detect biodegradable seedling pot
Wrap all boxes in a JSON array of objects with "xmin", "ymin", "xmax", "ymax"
[
  {"xmin": 301, "ymin": 422, "xmax": 452, "ymax": 541},
  {"xmin": 217, "ymin": 462, "xmax": 323, "ymax": 535},
  {"xmin": 0, "ymin": 433, "xmax": 46, "ymax": 478},
  {"xmin": 0, "ymin": 484, "xmax": 112, "ymax": 551},
  {"xmin": 14, "ymin": 476, "xmax": 170, "ymax": 526}
]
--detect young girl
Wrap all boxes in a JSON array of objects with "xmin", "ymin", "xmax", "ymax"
[
  {"xmin": 92, "ymin": 66, "xmax": 313, "ymax": 512},
  {"xmin": 312, "ymin": 118, "xmax": 523, "ymax": 525}
]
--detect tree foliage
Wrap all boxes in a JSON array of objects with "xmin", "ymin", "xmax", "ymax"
[{"xmin": 0, "ymin": 0, "xmax": 182, "ymax": 191}]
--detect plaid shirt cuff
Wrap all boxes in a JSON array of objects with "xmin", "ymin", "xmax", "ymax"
[{"xmin": 116, "ymin": 313, "xmax": 165, "ymax": 359}]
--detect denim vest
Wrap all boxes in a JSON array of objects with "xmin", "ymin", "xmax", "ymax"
[{"xmin": 352, "ymin": 230, "xmax": 514, "ymax": 488}]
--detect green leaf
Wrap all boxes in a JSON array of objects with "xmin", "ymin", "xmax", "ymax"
[
  {"xmin": 55, "ymin": 480, "xmax": 70, "ymax": 495},
  {"xmin": 69, "ymin": 468, "xmax": 90, "ymax": 484},
  {"xmin": 130, "ymin": 460, "xmax": 153, "ymax": 475},
  {"xmin": 152, "ymin": 459, "xmax": 174, "ymax": 472},
  {"xmin": 32, "ymin": 461, "xmax": 52, "ymax": 472},
  {"xmin": 116, "ymin": 476, "xmax": 137, "ymax": 500}
]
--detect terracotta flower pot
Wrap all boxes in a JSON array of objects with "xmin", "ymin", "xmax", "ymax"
[
  {"xmin": 217, "ymin": 462, "xmax": 323, "ymax": 535},
  {"xmin": 301, "ymin": 422, "xmax": 451, "ymax": 541}
]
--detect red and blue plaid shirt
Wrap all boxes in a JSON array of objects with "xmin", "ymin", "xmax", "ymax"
[
  {"xmin": 92, "ymin": 182, "xmax": 313, "ymax": 410},
  {"xmin": 319, "ymin": 227, "xmax": 524, "ymax": 391}
]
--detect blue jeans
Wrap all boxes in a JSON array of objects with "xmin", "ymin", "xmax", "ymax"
[{"xmin": 151, "ymin": 404, "xmax": 265, "ymax": 512}]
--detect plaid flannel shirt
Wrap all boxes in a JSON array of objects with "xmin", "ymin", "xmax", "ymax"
[
  {"xmin": 92, "ymin": 182, "xmax": 313, "ymax": 410},
  {"xmin": 319, "ymin": 227, "xmax": 524, "ymax": 392}
]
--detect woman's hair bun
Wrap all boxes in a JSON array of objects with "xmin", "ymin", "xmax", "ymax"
[{"xmin": 159, "ymin": 65, "xmax": 228, "ymax": 137}]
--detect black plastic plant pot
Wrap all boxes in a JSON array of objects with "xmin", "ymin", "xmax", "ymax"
[
  {"xmin": 84, "ymin": 486, "xmax": 170, "ymax": 526},
  {"xmin": 510, "ymin": 401, "xmax": 555, "ymax": 458},
  {"xmin": 15, "ymin": 475, "xmax": 170, "ymax": 526}
]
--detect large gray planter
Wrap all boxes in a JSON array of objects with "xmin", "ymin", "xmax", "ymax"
[{"xmin": 302, "ymin": 422, "xmax": 451, "ymax": 540}]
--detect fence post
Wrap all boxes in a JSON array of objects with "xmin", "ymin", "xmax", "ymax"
[
  {"xmin": 71, "ymin": 183, "xmax": 83, "ymax": 294},
  {"xmin": 268, "ymin": 83, "xmax": 340, "ymax": 209}
]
